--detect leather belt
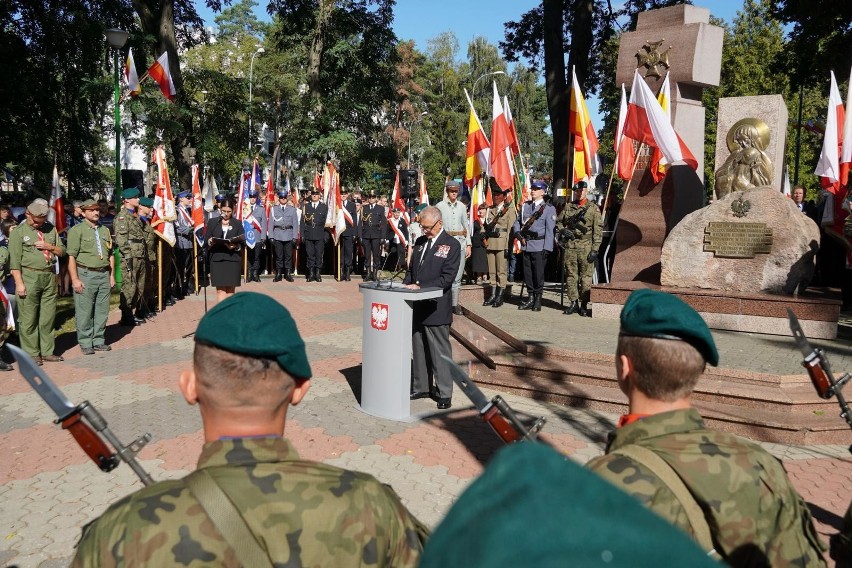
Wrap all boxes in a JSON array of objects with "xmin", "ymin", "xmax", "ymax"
[
  {"xmin": 447, "ymin": 230, "xmax": 467, "ymax": 237},
  {"xmin": 23, "ymin": 266, "xmax": 53, "ymax": 272},
  {"xmin": 78, "ymin": 265, "xmax": 110, "ymax": 272}
]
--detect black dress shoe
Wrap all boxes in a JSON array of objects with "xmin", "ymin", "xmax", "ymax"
[
  {"xmin": 410, "ymin": 391, "xmax": 431, "ymax": 400},
  {"xmin": 436, "ymin": 398, "xmax": 452, "ymax": 410},
  {"xmin": 452, "ymin": 306, "xmax": 464, "ymax": 316},
  {"xmin": 0, "ymin": 360, "xmax": 13, "ymax": 371}
]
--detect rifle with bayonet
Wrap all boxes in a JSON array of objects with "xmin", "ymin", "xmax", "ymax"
[
  {"xmin": 787, "ymin": 309, "xmax": 852, "ymax": 453},
  {"xmin": 516, "ymin": 202, "xmax": 547, "ymax": 247},
  {"xmin": 442, "ymin": 354, "xmax": 546, "ymax": 444},
  {"xmin": 8, "ymin": 344, "xmax": 155, "ymax": 485},
  {"xmin": 556, "ymin": 205, "xmax": 590, "ymax": 246},
  {"xmin": 481, "ymin": 203, "xmax": 510, "ymax": 247}
]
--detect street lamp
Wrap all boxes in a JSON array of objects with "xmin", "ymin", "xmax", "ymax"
[
  {"xmin": 472, "ymin": 70, "xmax": 505, "ymax": 97},
  {"xmin": 104, "ymin": 28, "xmax": 129, "ymax": 203},
  {"xmin": 248, "ymin": 47, "xmax": 265, "ymax": 158},
  {"xmin": 407, "ymin": 111, "xmax": 428, "ymax": 167}
]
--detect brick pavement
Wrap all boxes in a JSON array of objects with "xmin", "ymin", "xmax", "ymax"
[{"xmin": 0, "ymin": 276, "xmax": 849, "ymax": 567}]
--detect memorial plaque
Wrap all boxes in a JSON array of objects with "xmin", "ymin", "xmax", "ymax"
[{"xmin": 703, "ymin": 221, "xmax": 772, "ymax": 258}]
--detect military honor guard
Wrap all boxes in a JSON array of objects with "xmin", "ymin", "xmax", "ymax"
[
  {"xmin": 137, "ymin": 196, "xmax": 158, "ymax": 319},
  {"xmin": 586, "ymin": 289, "xmax": 827, "ymax": 566},
  {"xmin": 512, "ymin": 180, "xmax": 556, "ymax": 312},
  {"xmin": 389, "ymin": 207, "xmax": 408, "ymax": 271},
  {"xmin": 9, "ymin": 199, "xmax": 66, "ymax": 364},
  {"xmin": 246, "ymin": 190, "xmax": 267, "ymax": 282},
  {"xmin": 270, "ymin": 191, "xmax": 299, "ymax": 282},
  {"xmin": 339, "ymin": 187, "xmax": 358, "ymax": 280},
  {"xmin": 300, "ymin": 188, "xmax": 328, "ymax": 282},
  {"xmin": 481, "ymin": 188, "xmax": 517, "ymax": 308},
  {"xmin": 557, "ymin": 180, "xmax": 602, "ymax": 317},
  {"xmin": 173, "ymin": 190, "xmax": 195, "ymax": 298},
  {"xmin": 114, "ymin": 187, "xmax": 147, "ymax": 326},
  {"xmin": 436, "ymin": 180, "xmax": 471, "ymax": 315},
  {"xmin": 66, "ymin": 199, "xmax": 114, "ymax": 355},
  {"xmin": 359, "ymin": 191, "xmax": 386, "ymax": 280}
]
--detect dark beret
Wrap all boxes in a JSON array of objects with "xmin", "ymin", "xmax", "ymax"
[
  {"xmin": 420, "ymin": 442, "xmax": 719, "ymax": 567},
  {"xmin": 573, "ymin": 181, "xmax": 589, "ymax": 190},
  {"xmin": 414, "ymin": 203, "xmax": 428, "ymax": 214},
  {"xmin": 138, "ymin": 197, "xmax": 154, "ymax": 208},
  {"xmin": 194, "ymin": 292, "xmax": 312, "ymax": 380},
  {"xmin": 122, "ymin": 187, "xmax": 140, "ymax": 199},
  {"xmin": 620, "ymin": 288, "xmax": 718, "ymax": 366}
]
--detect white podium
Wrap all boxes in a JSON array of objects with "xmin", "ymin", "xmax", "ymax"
[{"xmin": 358, "ymin": 281, "xmax": 442, "ymax": 420}]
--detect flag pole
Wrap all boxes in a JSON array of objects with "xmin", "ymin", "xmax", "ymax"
[
  {"xmin": 157, "ymin": 240, "xmax": 163, "ymax": 313},
  {"xmin": 193, "ymin": 239, "xmax": 199, "ymax": 294},
  {"xmin": 337, "ymin": 241, "xmax": 341, "ymax": 281}
]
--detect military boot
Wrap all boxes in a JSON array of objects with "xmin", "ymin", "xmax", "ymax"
[
  {"xmin": 492, "ymin": 287, "xmax": 504, "ymax": 308},
  {"xmin": 315, "ymin": 268, "xmax": 323, "ymax": 282},
  {"xmin": 273, "ymin": 271, "xmax": 282, "ymax": 282},
  {"xmin": 578, "ymin": 301, "xmax": 591, "ymax": 317},
  {"xmin": 563, "ymin": 300, "xmax": 578, "ymax": 315},
  {"xmin": 483, "ymin": 287, "xmax": 498, "ymax": 306},
  {"xmin": 518, "ymin": 293, "xmax": 535, "ymax": 310},
  {"xmin": 120, "ymin": 309, "xmax": 140, "ymax": 327},
  {"xmin": 532, "ymin": 293, "xmax": 542, "ymax": 312},
  {"xmin": 284, "ymin": 269, "xmax": 294, "ymax": 282}
]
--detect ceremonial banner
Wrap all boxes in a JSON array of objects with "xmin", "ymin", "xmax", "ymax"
[
  {"xmin": 323, "ymin": 162, "xmax": 346, "ymax": 245},
  {"xmin": 48, "ymin": 165, "xmax": 67, "ymax": 234},
  {"xmin": 124, "ymin": 50, "xmax": 141, "ymax": 97},
  {"xmin": 614, "ymin": 83, "xmax": 635, "ymax": 181},
  {"xmin": 191, "ymin": 164, "xmax": 205, "ymax": 245},
  {"xmin": 490, "ymin": 82, "xmax": 515, "ymax": 191},
  {"xmin": 463, "ymin": 88, "xmax": 491, "ymax": 190},
  {"xmin": 569, "ymin": 67, "xmax": 601, "ymax": 185},
  {"xmin": 151, "ymin": 145, "xmax": 176, "ymax": 246}
]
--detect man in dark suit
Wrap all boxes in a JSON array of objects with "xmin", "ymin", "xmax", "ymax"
[
  {"xmin": 389, "ymin": 208, "xmax": 409, "ymax": 271},
  {"xmin": 340, "ymin": 188, "xmax": 358, "ymax": 281},
  {"xmin": 360, "ymin": 192, "xmax": 386, "ymax": 281},
  {"xmin": 300, "ymin": 189, "xmax": 328, "ymax": 282},
  {"xmin": 404, "ymin": 206, "xmax": 461, "ymax": 410}
]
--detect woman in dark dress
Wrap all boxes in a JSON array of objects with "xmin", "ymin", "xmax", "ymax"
[
  {"xmin": 204, "ymin": 197, "xmax": 245, "ymax": 302},
  {"xmin": 470, "ymin": 204, "xmax": 489, "ymax": 284}
]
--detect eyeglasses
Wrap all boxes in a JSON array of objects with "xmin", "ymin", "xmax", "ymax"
[{"xmin": 421, "ymin": 219, "xmax": 442, "ymax": 232}]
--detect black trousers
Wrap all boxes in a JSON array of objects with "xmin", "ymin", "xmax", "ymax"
[
  {"xmin": 174, "ymin": 247, "xmax": 194, "ymax": 295},
  {"xmin": 305, "ymin": 239, "xmax": 324, "ymax": 270},
  {"xmin": 523, "ymin": 250, "xmax": 547, "ymax": 294},
  {"xmin": 340, "ymin": 236, "xmax": 354, "ymax": 270},
  {"xmin": 247, "ymin": 241, "xmax": 264, "ymax": 273},
  {"xmin": 273, "ymin": 239, "xmax": 293, "ymax": 273},
  {"xmin": 362, "ymin": 237, "xmax": 383, "ymax": 272}
]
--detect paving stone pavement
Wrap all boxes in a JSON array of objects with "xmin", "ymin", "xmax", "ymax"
[{"xmin": 0, "ymin": 276, "xmax": 849, "ymax": 567}]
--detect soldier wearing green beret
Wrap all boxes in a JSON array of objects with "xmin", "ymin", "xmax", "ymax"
[
  {"xmin": 71, "ymin": 292, "xmax": 428, "ymax": 567},
  {"xmin": 137, "ymin": 196, "xmax": 158, "ymax": 319},
  {"xmin": 67, "ymin": 200, "xmax": 115, "ymax": 355},
  {"xmin": 114, "ymin": 187, "xmax": 146, "ymax": 326},
  {"xmin": 586, "ymin": 289, "xmax": 827, "ymax": 566},
  {"xmin": 9, "ymin": 199, "xmax": 65, "ymax": 365}
]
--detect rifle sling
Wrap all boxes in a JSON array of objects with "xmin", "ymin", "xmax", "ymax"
[
  {"xmin": 185, "ymin": 469, "xmax": 274, "ymax": 568},
  {"xmin": 610, "ymin": 445, "xmax": 721, "ymax": 560}
]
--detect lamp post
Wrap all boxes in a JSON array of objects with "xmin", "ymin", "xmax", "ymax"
[
  {"xmin": 472, "ymin": 70, "xmax": 505, "ymax": 97},
  {"xmin": 407, "ymin": 111, "xmax": 428, "ymax": 167},
  {"xmin": 248, "ymin": 47, "xmax": 265, "ymax": 159},
  {"xmin": 104, "ymin": 28, "xmax": 129, "ymax": 203}
]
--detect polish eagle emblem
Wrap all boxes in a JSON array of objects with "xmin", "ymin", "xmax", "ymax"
[{"xmin": 371, "ymin": 303, "xmax": 389, "ymax": 330}]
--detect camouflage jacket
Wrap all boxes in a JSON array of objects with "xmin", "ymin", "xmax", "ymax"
[
  {"xmin": 556, "ymin": 200, "xmax": 602, "ymax": 250},
  {"xmin": 71, "ymin": 437, "xmax": 429, "ymax": 567},
  {"xmin": 832, "ymin": 500, "xmax": 852, "ymax": 567},
  {"xmin": 586, "ymin": 409, "xmax": 827, "ymax": 567}
]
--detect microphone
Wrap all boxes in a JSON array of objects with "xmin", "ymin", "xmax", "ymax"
[{"xmin": 376, "ymin": 243, "xmax": 394, "ymax": 288}]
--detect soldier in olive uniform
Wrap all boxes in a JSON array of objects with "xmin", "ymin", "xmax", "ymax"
[
  {"xmin": 481, "ymin": 188, "xmax": 517, "ymax": 308},
  {"xmin": 9, "ymin": 199, "xmax": 66, "ymax": 365},
  {"xmin": 557, "ymin": 180, "xmax": 602, "ymax": 317},
  {"xmin": 114, "ymin": 187, "xmax": 146, "ymax": 326},
  {"xmin": 72, "ymin": 292, "xmax": 428, "ymax": 567},
  {"xmin": 586, "ymin": 289, "xmax": 827, "ymax": 567},
  {"xmin": 67, "ymin": 200, "xmax": 115, "ymax": 355},
  {"xmin": 137, "ymin": 197, "xmax": 157, "ymax": 319}
]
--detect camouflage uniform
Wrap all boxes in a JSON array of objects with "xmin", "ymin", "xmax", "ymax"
[
  {"xmin": 556, "ymin": 200, "xmax": 602, "ymax": 305},
  {"xmin": 113, "ymin": 207, "xmax": 146, "ymax": 318},
  {"xmin": 72, "ymin": 437, "xmax": 428, "ymax": 567},
  {"xmin": 586, "ymin": 409, "xmax": 827, "ymax": 567},
  {"xmin": 141, "ymin": 218, "xmax": 157, "ymax": 313},
  {"xmin": 832, "ymin": 500, "xmax": 852, "ymax": 567}
]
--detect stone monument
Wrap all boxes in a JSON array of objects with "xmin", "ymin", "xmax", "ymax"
[{"xmin": 610, "ymin": 4, "xmax": 723, "ymax": 283}]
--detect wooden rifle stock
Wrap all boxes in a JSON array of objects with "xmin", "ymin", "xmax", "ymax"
[
  {"xmin": 482, "ymin": 405, "xmax": 524, "ymax": 444},
  {"xmin": 61, "ymin": 413, "xmax": 120, "ymax": 472},
  {"xmin": 803, "ymin": 355, "xmax": 834, "ymax": 399}
]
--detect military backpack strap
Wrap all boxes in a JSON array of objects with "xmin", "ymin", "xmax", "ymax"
[
  {"xmin": 610, "ymin": 445, "xmax": 722, "ymax": 560},
  {"xmin": 185, "ymin": 469, "xmax": 274, "ymax": 568}
]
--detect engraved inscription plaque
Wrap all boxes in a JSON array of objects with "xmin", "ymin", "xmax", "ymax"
[{"xmin": 703, "ymin": 221, "xmax": 772, "ymax": 258}]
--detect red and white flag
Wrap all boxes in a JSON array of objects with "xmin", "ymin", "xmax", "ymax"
[
  {"xmin": 504, "ymin": 95, "xmax": 521, "ymax": 158},
  {"xmin": 387, "ymin": 170, "xmax": 408, "ymax": 246},
  {"xmin": 841, "ymin": 65, "xmax": 852, "ymax": 186},
  {"xmin": 322, "ymin": 162, "xmax": 347, "ymax": 245},
  {"xmin": 191, "ymin": 164, "xmax": 205, "ymax": 245},
  {"xmin": 146, "ymin": 52, "xmax": 176, "ymax": 101},
  {"xmin": 614, "ymin": 83, "xmax": 636, "ymax": 181},
  {"xmin": 624, "ymin": 70, "xmax": 697, "ymax": 173},
  {"xmin": 490, "ymin": 82, "xmax": 515, "ymax": 190},
  {"xmin": 264, "ymin": 170, "xmax": 276, "ymax": 236},
  {"xmin": 463, "ymin": 88, "xmax": 491, "ymax": 190},
  {"xmin": 0, "ymin": 286, "xmax": 14, "ymax": 330},
  {"xmin": 125, "ymin": 50, "xmax": 141, "ymax": 97},
  {"xmin": 151, "ymin": 145, "xmax": 176, "ymax": 246},
  {"xmin": 569, "ymin": 67, "xmax": 601, "ymax": 185},
  {"xmin": 48, "ymin": 165, "xmax": 67, "ymax": 234},
  {"xmin": 816, "ymin": 71, "xmax": 846, "ymax": 185}
]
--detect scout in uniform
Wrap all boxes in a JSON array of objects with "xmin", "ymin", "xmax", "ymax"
[
  {"xmin": 436, "ymin": 180, "xmax": 471, "ymax": 315},
  {"xmin": 557, "ymin": 180, "xmax": 602, "ymax": 317},
  {"xmin": 481, "ymin": 188, "xmax": 517, "ymax": 308},
  {"xmin": 66, "ymin": 199, "xmax": 115, "ymax": 355},
  {"xmin": 9, "ymin": 199, "xmax": 65, "ymax": 364}
]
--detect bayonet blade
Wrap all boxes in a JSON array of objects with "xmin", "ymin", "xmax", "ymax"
[
  {"xmin": 441, "ymin": 355, "xmax": 491, "ymax": 411},
  {"xmin": 787, "ymin": 309, "xmax": 814, "ymax": 358},
  {"xmin": 8, "ymin": 344, "xmax": 76, "ymax": 419}
]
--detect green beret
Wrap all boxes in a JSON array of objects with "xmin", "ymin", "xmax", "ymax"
[
  {"xmin": 138, "ymin": 196, "xmax": 154, "ymax": 207},
  {"xmin": 620, "ymin": 288, "xmax": 718, "ymax": 366},
  {"xmin": 122, "ymin": 187, "xmax": 140, "ymax": 199},
  {"xmin": 414, "ymin": 203, "xmax": 428, "ymax": 214},
  {"xmin": 194, "ymin": 292, "xmax": 312, "ymax": 380},
  {"xmin": 420, "ymin": 443, "xmax": 718, "ymax": 568}
]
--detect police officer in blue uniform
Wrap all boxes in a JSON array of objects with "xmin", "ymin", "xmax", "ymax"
[{"xmin": 512, "ymin": 180, "xmax": 556, "ymax": 312}]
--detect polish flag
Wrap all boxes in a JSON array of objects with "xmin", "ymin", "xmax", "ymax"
[
  {"xmin": 147, "ymin": 52, "xmax": 176, "ymax": 101},
  {"xmin": 614, "ymin": 84, "xmax": 635, "ymax": 181},
  {"xmin": 815, "ymin": 71, "xmax": 847, "ymax": 237},
  {"xmin": 841, "ymin": 65, "xmax": 852, "ymax": 186},
  {"xmin": 490, "ymin": 82, "xmax": 515, "ymax": 190},
  {"xmin": 125, "ymin": 50, "xmax": 141, "ymax": 97},
  {"xmin": 624, "ymin": 70, "xmax": 697, "ymax": 172},
  {"xmin": 463, "ymin": 88, "xmax": 491, "ymax": 190},
  {"xmin": 0, "ymin": 287, "xmax": 14, "ymax": 331},
  {"xmin": 151, "ymin": 145, "xmax": 176, "ymax": 246},
  {"xmin": 323, "ymin": 162, "xmax": 347, "ymax": 245},
  {"xmin": 387, "ymin": 170, "xmax": 408, "ymax": 246},
  {"xmin": 264, "ymin": 169, "xmax": 275, "ymax": 235},
  {"xmin": 569, "ymin": 67, "xmax": 601, "ymax": 185},
  {"xmin": 649, "ymin": 73, "xmax": 672, "ymax": 183},
  {"xmin": 191, "ymin": 164, "xmax": 205, "ymax": 245},
  {"xmin": 48, "ymin": 165, "xmax": 67, "ymax": 234},
  {"xmin": 504, "ymin": 95, "xmax": 521, "ymax": 158}
]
